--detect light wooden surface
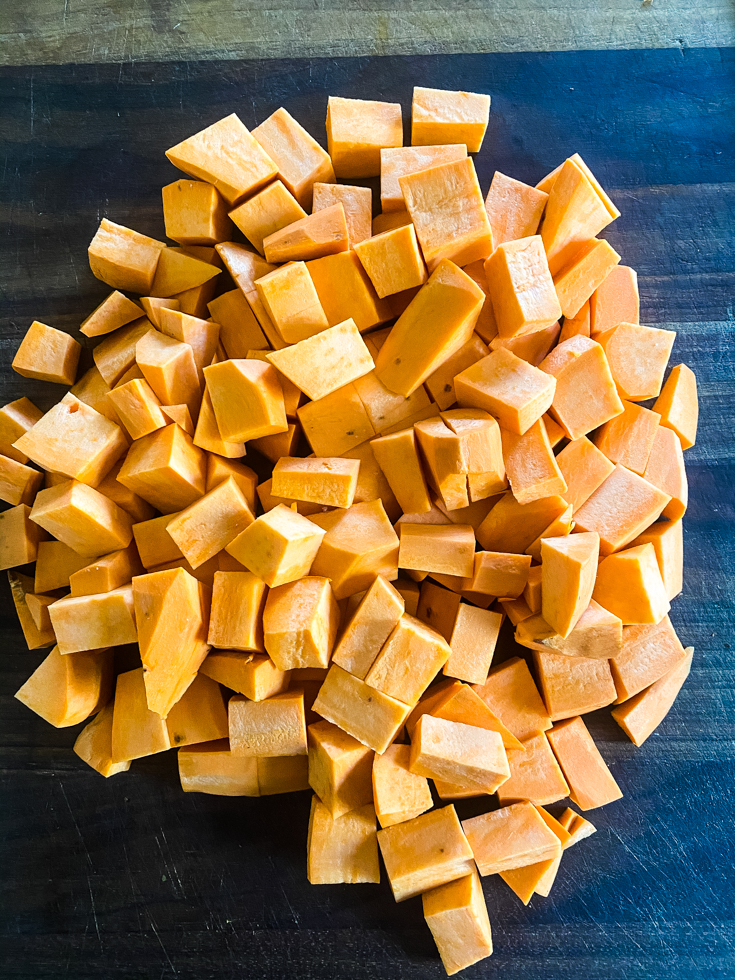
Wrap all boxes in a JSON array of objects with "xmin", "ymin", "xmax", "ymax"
[{"xmin": 2, "ymin": 0, "xmax": 734, "ymax": 66}]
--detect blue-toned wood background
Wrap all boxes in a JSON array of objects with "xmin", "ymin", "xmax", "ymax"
[{"xmin": 0, "ymin": 48, "xmax": 733, "ymax": 980}]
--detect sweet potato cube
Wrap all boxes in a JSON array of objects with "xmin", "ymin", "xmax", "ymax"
[
  {"xmin": 372, "ymin": 743, "xmax": 433, "ymax": 828},
  {"xmin": 496, "ymin": 731, "xmax": 569, "ymax": 807},
  {"xmin": 158, "ymin": 308, "xmax": 220, "ymax": 380},
  {"xmin": 411, "ymin": 86, "xmax": 490, "ymax": 152},
  {"xmin": 590, "ymin": 264, "xmax": 639, "ymax": 336},
  {"xmin": 30, "ymin": 481, "xmax": 132, "ymax": 558},
  {"xmin": 632, "ymin": 518, "xmax": 683, "ymax": 601},
  {"xmin": 555, "ymin": 436, "xmax": 615, "ymax": 513},
  {"xmin": 364, "ymin": 613, "xmax": 451, "ymax": 706},
  {"xmin": 373, "ymin": 210, "xmax": 413, "ymax": 234},
  {"xmin": 598, "ymin": 323, "xmax": 676, "ymax": 401},
  {"xmin": 107, "ymin": 378, "xmax": 166, "ymax": 440},
  {"xmin": 267, "ymin": 319, "xmax": 373, "ymax": 402},
  {"xmin": 559, "ymin": 301, "xmax": 591, "ymax": 344},
  {"xmin": 272, "ymin": 456, "xmax": 359, "ymax": 509},
  {"xmin": 313, "ymin": 664, "xmax": 410, "ymax": 754},
  {"xmin": 468, "ymin": 551, "xmax": 531, "ymax": 598},
  {"xmin": 553, "ymin": 238, "xmax": 621, "ymax": 319},
  {"xmin": 254, "ymin": 262, "xmax": 328, "ymax": 344},
  {"xmin": 14, "ymin": 393, "xmax": 127, "ymax": 489},
  {"xmin": 501, "ymin": 418, "xmax": 567, "ymax": 505},
  {"xmin": 207, "ymin": 571, "xmax": 266, "ymax": 651},
  {"xmin": 73, "ymin": 703, "xmax": 130, "ymax": 778},
  {"xmin": 574, "ymin": 464, "xmax": 670, "ymax": 555},
  {"xmin": 410, "ymin": 715, "xmax": 509, "ymax": 793},
  {"xmin": 229, "ymin": 689, "xmax": 306, "ymax": 757},
  {"xmin": 307, "ymin": 797, "xmax": 380, "ymax": 884},
  {"xmin": 516, "ymin": 599, "xmax": 622, "ymax": 661},
  {"xmin": 111, "ymin": 666, "xmax": 171, "ymax": 763},
  {"xmin": 462, "ymin": 801, "xmax": 561, "ymax": 875},
  {"xmin": 88, "ymin": 218, "xmax": 166, "ymax": 293},
  {"xmin": 653, "ymin": 363, "xmax": 698, "ymax": 450},
  {"xmin": 476, "ymin": 491, "xmax": 568, "ymax": 554},
  {"xmin": 327, "ymin": 96, "xmax": 402, "ymax": 179},
  {"xmin": 472, "ymin": 657, "xmax": 551, "ymax": 740},
  {"xmin": 0, "ymin": 454, "xmax": 42, "ymax": 506},
  {"xmin": 594, "ymin": 401, "xmax": 660, "ymax": 475},
  {"xmin": 540, "ymin": 157, "xmax": 618, "ymax": 276},
  {"xmin": 192, "ymin": 389, "xmax": 246, "ymax": 459},
  {"xmin": 256, "ymin": 754, "xmax": 310, "ymax": 795},
  {"xmin": 310, "ymin": 499, "xmax": 399, "ymax": 600},
  {"xmin": 643, "ymin": 426, "xmax": 688, "ymax": 521},
  {"xmin": 139, "ymin": 296, "xmax": 180, "ymax": 329},
  {"xmin": 378, "ymin": 805, "xmax": 474, "ymax": 902},
  {"xmin": 132, "ymin": 567, "xmax": 210, "ymax": 717},
  {"xmin": 332, "ymin": 575, "xmax": 405, "ymax": 679},
  {"xmin": 263, "ymin": 576, "xmax": 338, "ymax": 670},
  {"xmin": 0, "ymin": 398, "xmax": 43, "ymax": 463},
  {"xmin": 307, "ymin": 250, "xmax": 392, "ymax": 333},
  {"xmin": 547, "ymin": 716, "xmax": 622, "ymax": 810},
  {"xmin": 81, "ymin": 290, "xmax": 144, "ymax": 338},
  {"xmin": 444, "ymin": 603, "xmax": 502, "ymax": 685},
  {"xmin": 371, "ymin": 428, "xmax": 432, "ymax": 515},
  {"xmin": 24, "ymin": 592, "xmax": 56, "ymax": 636},
  {"xmin": 399, "ymin": 524, "xmax": 475, "ymax": 579},
  {"xmin": 409, "ymin": 678, "xmax": 522, "ymax": 751},
  {"xmin": 162, "ymin": 178, "xmax": 232, "ymax": 246},
  {"xmin": 178, "ymin": 739, "xmax": 259, "ymax": 795},
  {"xmin": 308, "ymin": 720, "xmax": 374, "ymax": 818},
  {"xmin": 200, "ymin": 651, "xmax": 289, "ymax": 701},
  {"xmin": 91, "ymin": 318, "xmax": 152, "ymax": 389},
  {"xmin": 33, "ymin": 542, "xmax": 86, "ymax": 595},
  {"xmin": 226, "ymin": 505, "xmax": 325, "ymax": 588},
  {"xmin": 612, "ymin": 645, "xmax": 693, "ymax": 746},
  {"xmin": 12, "ymin": 320, "xmax": 80, "ymax": 385},
  {"xmin": 423, "ymin": 869, "xmax": 493, "ymax": 975},
  {"xmin": 163, "ymin": 672, "xmax": 228, "ymax": 748},
  {"xmin": 69, "ymin": 545, "xmax": 141, "ymax": 597},
  {"xmin": 208, "ymin": 289, "xmax": 269, "ymax": 358},
  {"xmin": 166, "ymin": 476, "xmax": 253, "ymax": 569},
  {"xmin": 484, "ymin": 171, "xmax": 548, "ymax": 246},
  {"xmin": 253, "ymin": 107, "xmax": 335, "ymax": 209},
  {"xmin": 533, "ymin": 648, "xmax": 617, "ymax": 721},
  {"xmin": 485, "ymin": 236, "xmax": 561, "ymax": 339},
  {"xmin": 524, "ymin": 500, "xmax": 574, "ymax": 562},
  {"xmin": 456, "ymin": 348, "xmax": 556, "ymax": 435},
  {"xmin": 118, "ymin": 423, "xmax": 206, "ymax": 513},
  {"xmin": 15, "ymin": 644, "xmax": 113, "ymax": 729},
  {"xmin": 135, "ymin": 329, "xmax": 200, "ymax": 417},
  {"xmin": 312, "ymin": 182, "xmax": 371, "ymax": 248},
  {"xmin": 594, "ymin": 543, "xmax": 670, "ymax": 625},
  {"xmin": 400, "ymin": 157, "xmax": 493, "ymax": 271},
  {"xmin": 49, "ymin": 584, "xmax": 137, "ymax": 654},
  {"xmin": 150, "ymin": 247, "xmax": 220, "ymax": 299},
  {"xmin": 262, "ymin": 203, "xmax": 349, "ymax": 264},
  {"xmin": 541, "ymin": 531, "xmax": 599, "ymax": 637},
  {"xmin": 610, "ymin": 615, "xmax": 687, "ymax": 703},
  {"xmin": 441, "ymin": 408, "xmax": 507, "ymax": 503},
  {"xmin": 381, "ymin": 144, "xmax": 467, "ymax": 212},
  {"xmin": 425, "ymin": 334, "xmax": 489, "ymax": 412},
  {"xmin": 204, "ymin": 358, "xmax": 286, "ymax": 442},
  {"xmin": 353, "ymin": 224, "xmax": 427, "ymax": 299},
  {"xmin": 8, "ymin": 571, "xmax": 55, "ymax": 648},
  {"xmin": 499, "ymin": 805, "xmax": 570, "ymax": 902},
  {"xmin": 539, "ymin": 335, "xmax": 623, "ymax": 441},
  {"xmin": 166, "ymin": 113, "xmax": 277, "ymax": 206}
]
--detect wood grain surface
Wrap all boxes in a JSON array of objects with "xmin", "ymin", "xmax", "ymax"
[
  {"xmin": 1, "ymin": 48, "xmax": 734, "ymax": 980},
  {"xmin": 1, "ymin": 0, "xmax": 734, "ymax": 66}
]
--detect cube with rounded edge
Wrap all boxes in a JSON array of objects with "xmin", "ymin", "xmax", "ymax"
[
  {"xmin": 12, "ymin": 321, "xmax": 80, "ymax": 385},
  {"xmin": 117, "ymin": 423, "xmax": 206, "ymax": 514},
  {"xmin": 229, "ymin": 689, "xmax": 307, "ymax": 757},
  {"xmin": 485, "ymin": 236, "xmax": 561, "ymax": 339},
  {"xmin": 308, "ymin": 719, "xmax": 374, "ymax": 818},
  {"xmin": 15, "ymin": 644, "xmax": 113, "ymax": 729},
  {"xmin": 204, "ymin": 358, "xmax": 287, "ymax": 443},
  {"xmin": 485, "ymin": 171, "xmax": 548, "ymax": 247},
  {"xmin": 263, "ymin": 576, "xmax": 339, "ymax": 670},
  {"xmin": 88, "ymin": 218, "xmax": 166, "ymax": 293},
  {"xmin": 307, "ymin": 796, "xmax": 380, "ymax": 884},
  {"xmin": 594, "ymin": 401, "xmax": 661, "ymax": 476},
  {"xmin": 354, "ymin": 225, "xmax": 428, "ymax": 299},
  {"xmin": 472, "ymin": 656, "xmax": 551, "ymax": 741},
  {"xmin": 111, "ymin": 666, "xmax": 171, "ymax": 763},
  {"xmin": 445, "ymin": 604, "xmax": 503, "ymax": 685},
  {"xmin": 372, "ymin": 743, "xmax": 433, "ymax": 829},
  {"xmin": 226, "ymin": 504, "xmax": 325, "ymax": 588},
  {"xmin": 108, "ymin": 378, "xmax": 167, "ymax": 440},
  {"xmin": 30, "ymin": 481, "xmax": 132, "ymax": 559},
  {"xmin": 178, "ymin": 739, "xmax": 259, "ymax": 796},
  {"xmin": 81, "ymin": 291, "xmax": 144, "ymax": 339},
  {"xmin": 364, "ymin": 613, "xmax": 451, "ymax": 706},
  {"xmin": 230, "ymin": 179, "xmax": 307, "ymax": 256},
  {"xmin": 162, "ymin": 179, "xmax": 233, "ymax": 246},
  {"xmin": 166, "ymin": 476, "xmax": 254, "ymax": 570},
  {"xmin": 455, "ymin": 348, "xmax": 556, "ymax": 435},
  {"xmin": 327, "ymin": 97, "xmax": 402, "ymax": 179},
  {"xmin": 0, "ymin": 397, "xmax": 43, "ymax": 464},
  {"xmin": 0, "ymin": 455, "xmax": 43, "ymax": 507}
]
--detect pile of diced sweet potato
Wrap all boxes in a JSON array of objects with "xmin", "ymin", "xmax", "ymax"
[{"xmin": 2, "ymin": 86, "xmax": 699, "ymax": 976}]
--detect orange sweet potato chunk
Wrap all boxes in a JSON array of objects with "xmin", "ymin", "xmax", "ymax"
[
  {"xmin": 590, "ymin": 264, "xmax": 639, "ymax": 336},
  {"xmin": 354, "ymin": 224, "xmax": 428, "ymax": 299},
  {"xmin": 533, "ymin": 648, "xmax": 617, "ymax": 721},
  {"xmin": 88, "ymin": 219, "xmax": 166, "ymax": 294},
  {"xmin": 496, "ymin": 731, "xmax": 569, "ymax": 806},
  {"xmin": 409, "ymin": 714, "xmax": 510, "ymax": 794},
  {"xmin": 654, "ymin": 363, "xmax": 698, "ymax": 450},
  {"xmin": 555, "ymin": 436, "xmax": 615, "ymax": 513},
  {"xmin": 307, "ymin": 719, "xmax": 374, "ymax": 818},
  {"xmin": 610, "ymin": 615, "xmax": 687, "ymax": 702},
  {"xmin": 547, "ymin": 716, "xmax": 623, "ymax": 810},
  {"xmin": 593, "ymin": 542, "xmax": 671, "ymax": 625},
  {"xmin": 13, "ymin": 320, "xmax": 81, "ymax": 385},
  {"xmin": 594, "ymin": 401, "xmax": 661, "ymax": 475},
  {"xmin": 307, "ymin": 251, "xmax": 392, "ymax": 333},
  {"xmin": 327, "ymin": 97, "xmax": 403, "ymax": 179},
  {"xmin": 380, "ymin": 144, "xmax": 467, "ymax": 212},
  {"xmin": 81, "ymin": 291, "xmax": 144, "ymax": 338},
  {"xmin": 16, "ymin": 644, "xmax": 113, "ymax": 729},
  {"xmin": 456, "ymin": 348, "xmax": 556, "ymax": 436},
  {"xmin": 411, "ymin": 87, "xmax": 491, "ymax": 153},
  {"xmin": 399, "ymin": 524, "xmax": 476, "ymax": 579},
  {"xmin": 253, "ymin": 107, "xmax": 335, "ymax": 209},
  {"xmin": 473, "ymin": 657, "xmax": 551, "ymax": 740},
  {"xmin": 423, "ymin": 869, "xmax": 494, "ymax": 976},
  {"xmin": 611, "ymin": 646, "xmax": 693, "ymax": 746},
  {"xmin": 373, "ymin": 743, "xmax": 433, "ymax": 828},
  {"xmin": 484, "ymin": 172, "xmax": 548, "ymax": 246},
  {"xmin": 476, "ymin": 491, "xmax": 568, "ymax": 555},
  {"xmin": 541, "ymin": 532, "xmax": 600, "ymax": 637},
  {"xmin": 462, "ymin": 801, "xmax": 561, "ymax": 875},
  {"xmin": 553, "ymin": 238, "xmax": 620, "ymax": 319},
  {"xmin": 598, "ymin": 323, "xmax": 676, "ymax": 401},
  {"xmin": 313, "ymin": 182, "xmax": 372, "ymax": 247},
  {"xmin": 162, "ymin": 178, "xmax": 233, "ymax": 246},
  {"xmin": 263, "ymin": 203, "xmax": 349, "ymax": 264},
  {"xmin": 540, "ymin": 335, "xmax": 623, "ymax": 440},
  {"xmin": 631, "ymin": 517, "xmax": 683, "ymax": 601},
  {"xmin": 485, "ymin": 236, "xmax": 561, "ymax": 339},
  {"xmin": 501, "ymin": 418, "xmax": 567, "ymax": 505}
]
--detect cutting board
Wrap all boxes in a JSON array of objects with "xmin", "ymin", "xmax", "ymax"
[{"xmin": 1, "ymin": 48, "xmax": 734, "ymax": 980}]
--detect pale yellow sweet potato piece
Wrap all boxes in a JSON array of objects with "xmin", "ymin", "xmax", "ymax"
[
  {"xmin": 496, "ymin": 732, "xmax": 569, "ymax": 807},
  {"xmin": 15, "ymin": 644, "xmax": 113, "ymax": 729},
  {"xmin": 307, "ymin": 796, "xmax": 380, "ymax": 884},
  {"xmin": 462, "ymin": 801, "xmax": 561, "ymax": 875},
  {"xmin": 308, "ymin": 720, "xmax": 374, "ymax": 818},
  {"xmin": 423, "ymin": 869, "xmax": 493, "ymax": 976},
  {"xmin": 372, "ymin": 743, "xmax": 433, "ymax": 829}
]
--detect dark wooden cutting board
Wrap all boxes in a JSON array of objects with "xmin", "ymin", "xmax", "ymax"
[{"xmin": 1, "ymin": 48, "xmax": 734, "ymax": 980}]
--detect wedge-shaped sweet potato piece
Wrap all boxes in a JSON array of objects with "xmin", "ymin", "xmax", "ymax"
[
  {"xmin": 132, "ymin": 567, "xmax": 210, "ymax": 717},
  {"xmin": 372, "ymin": 743, "xmax": 433, "ymax": 829},
  {"xmin": 307, "ymin": 796, "xmax": 380, "ymax": 884},
  {"xmin": 555, "ymin": 436, "xmax": 615, "ymax": 513},
  {"xmin": 363, "ymin": 613, "xmax": 451, "ymax": 706},
  {"xmin": 307, "ymin": 720, "xmax": 374, "ymax": 818},
  {"xmin": 49, "ymin": 584, "xmax": 137, "ymax": 654},
  {"xmin": 73, "ymin": 702, "xmax": 130, "ymax": 777},
  {"xmin": 484, "ymin": 171, "xmax": 548, "ymax": 246},
  {"xmin": 332, "ymin": 575, "xmax": 405, "ymax": 679},
  {"xmin": 150, "ymin": 247, "xmax": 220, "ymax": 299},
  {"xmin": 541, "ymin": 532, "xmax": 599, "ymax": 638},
  {"xmin": 594, "ymin": 401, "xmax": 660, "ymax": 475},
  {"xmin": 108, "ymin": 378, "xmax": 167, "ymax": 440},
  {"xmin": 14, "ymin": 393, "xmax": 127, "ymax": 489},
  {"xmin": 472, "ymin": 657, "xmax": 551, "ymax": 740},
  {"xmin": 231, "ymin": 179, "xmax": 307, "ymax": 257},
  {"xmin": 307, "ymin": 250, "xmax": 392, "ymax": 333},
  {"xmin": 178, "ymin": 739, "xmax": 259, "ymax": 795},
  {"xmin": 558, "ymin": 806, "xmax": 597, "ymax": 847},
  {"xmin": 610, "ymin": 615, "xmax": 687, "ymax": 702},
  {"xmin": 653, "ymin": 363, "xmax": 698, "ymax": 449},
  {"xmin": 643, "ymin": 425, "xmax": 688, "ymax": 520},
  {"xmin": 612, "ymin": 646, "xmax": 693, "ymax": 746},
  {"xmin": 166, "ymin": 113, "xmax": 277, "ymax": 206},
  {"xmin": 401, "ymin": 157, "xmax": 493, "ymax": 271},
  {"xmin": 262, "ymin": 203, "xmax": 349, "ymax": 264},
  {"xmin": 410, "ymin": 715, "xmax": 509, "ymax": 793},
  {"xmin": 81, "ymin": 290, "xmax": 144, "ymax": 338},
  {"xmin": 0, "ymin": 398, "xmax": 43, "ymax": 463},
  {"xmin": 118, "ymin": 423, "xmax": 206, "ymax": 513},
  {"xmin": 631, "ymin": 518, "xmax": 683, "ymax": 601},
  {"xmin": 200, "ymin": 650, "xmax": 289, "ymax": 701},
  {"xmin": 594, "ymin": 542, "xmax": 670, "ymax": 625},
  {"xmin": 192, "ymin": 389, "xmax": 247, "ymax": 459},
  {"xmin": 501, "ymin": 418, "xmax": 566, "ymax": 505},
  {"xmin": 0, "ymin": 454, "xmax": 42, "ymax": 507},
  {"xmin": 423, "ymin": 869, "xmax": 493, "ymax": 976},
  {"xmin": 267, "ymin": 319, "xmax": 373, "ymax": 402},
  {"xmin": 88, "ymin": 218, "xmax": 166, "ymax": 293},
  {"xmin": 13, "ymin": 320, "xmax": 80, "ymax": 385},
  {"xmin": 135, "ymin": 329, "xmax": 201, "ymax": 417},
  {"xmin": 456, "ymin": 348, "xmax": 556, "ymax": 436},
  {"xmin": 559, "ymin": 300, "xmax": 591, "ymax": 344},
  {"xmin": 139, "ymin": 296, "xmax": 180, "ymax": 329},
  {"xmin": 412, "ymin": 86, "xmax": 490, "ymax": 151},
  {"xmin": 313, "ymin": 664, "xmax": 410, "ymax": 754},
  {"xmin": 515, "ymin": 600, "xmax": 622, "ymax": 660},
  {"xmin": 590, "ymin": 265, "xmax": 639, "ymax": 336},
  {"xmin": 399, "ymin": 524, "xmax": 476, "ymax": 579},
  {"xmin": 166, "ymin": 476, "xmax": 253, "ymax": 570},
  {"xmin": 598, "ymin": 323, "xmax": 676, "ymax": 401},
  {"xmin": 16, "ymin": 644, "xmax": 113, "ymax": 729},
  {"xmin": 69, "ymin": 545, "xmax": 142, "ymax": 597},
  {"xmin": 30, "ymin": 481, "xmax": 132, "ymax": 559},
  {"xmin": 229, "ymin": 689, "xmax": 307, "ymax": 757},
  {"xmin": 204, "ymin": 358, "xmax": 287, "ymax": 443},
  {"xmin": 378, "ymin": 805, "xmax": 474, "ymax": 902},
  {"xmin": 158, "ymin": 308, "xmax": 220, "ymax": 379},
  {"xmin": 254, "ymin": 261, "xmax": 328, "ymax": 343},
  {"xmin": 227, "ymin": 504, "xmax": 325, "ymax": 588},
  {"xmin": 574, "ymin": 464, "xmax": 670, "ymax": 556},
  {"xmin": 496, "ymin": 731, "xmax": 569, "ymax": 807},
  {"xmin": 253, "ymin": 106, "xmax": 334, "ymax": 208},
  {"xmin": 547, "ymin": 716, "xmax": 622, "ymax": 810},
  {"xmin": 371, "ymin": 428, "xmax": 432, "ymax": 515},
  {"xmin": 8, "ymin": 571, "xmax": 56, "ymax": 648},
  {"xmin": 407, "ymin": 678, "xmax": 522, "ymax": 751},
  {"xmin": 462, "ymin": 801, "xmax": 561, "ymax": 875},
  {"xmin": 327, "ymin": 96, "xmax": 402, "ymax": 179},
  {"xmin": 263, "ymin": 576, "xmax": 339, "ymax": 671},
  {"xmin": 208, "ymin": 289, "xmax": 268, "ymax": 358},
  {"xmin": 164, "ymin": 672, "xmax": 228, "ymax": 748},
  {"xmin": 553, "ymin": 238, "xmax": 620, "ymax": 319},
  {"xmin": 381, "ymin": 144, "xmax": 467, "ymax": 212},
  {"xmin": 111, "ymin": 666, "xmax": 171, "ymax": 763}
]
